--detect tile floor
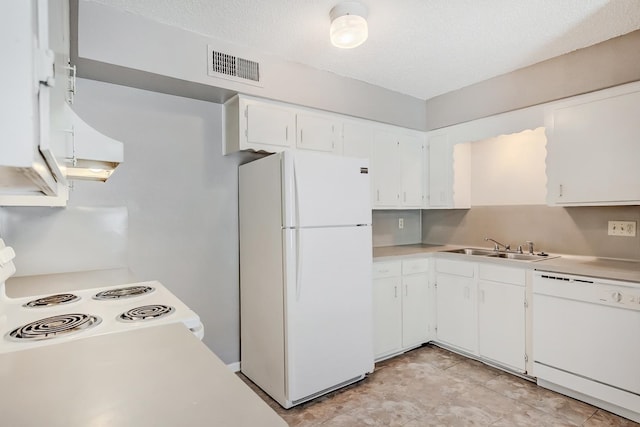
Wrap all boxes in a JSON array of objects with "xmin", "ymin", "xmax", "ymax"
[{"xmin": 239, "ymin": 344, "xmax": 639, "ymax": 426}]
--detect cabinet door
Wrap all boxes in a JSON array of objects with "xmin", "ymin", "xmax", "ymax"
[
  {"xmin": 343, "ymin": 122, "xmax": 374, "ymax": 205},
  {"xmin": 546, "ymin": 88, "xmax": 640, "ymax": 205},
  {"xmin": 402, "ymin": 273, "xmax": 430, "ymax": 348},
  {"xmin": 246, "ymin": 103, "xmax": 295, "ymax": 148},
  {"xmin": 427, "ymin": 134, "xmax": 451, "ymax": 207},
  {"xmin": 372, "ymin": 130, "xmax": 400, "ymax": 207},
  {"xmin": 399, "ymin": 137, "xmax": 424, "ymax": 207},
  {"xmin": 436, "ymin": 273, "xmax": 477, "ymax": 353},
  {"xmin": 343, "ymin": 122, "xmax": 372, "ymax": 159},
  {"xmin": 373, "ymin": 276, "xmax": 402, "ymax": 359},
  {"xmin": 478, "ymin": 280, "xmax": 525, "ymax": 372},
  {"xmin": 296, "ymin": 113, "xmax": 336, "ymax": 152}
]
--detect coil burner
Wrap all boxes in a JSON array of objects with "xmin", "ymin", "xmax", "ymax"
[
  {"xmin": 23, "ymin": 293, "xmax": 80, "ymax": 308},
  {"xmin": 93, "ymin": 285, "xmax": 155, "ymax": 300},
  {"xmin": 118, "ymin": 305, "xmax": 175, "ymax": 322},
  {"xmin": 7, "ymin": 314, "xmax": 102, "ymax": 341}
]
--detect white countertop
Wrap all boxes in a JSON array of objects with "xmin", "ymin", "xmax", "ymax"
[
  {"xmin": 0, "ymin": 323, "xmax": 287, "ymax": 427},
  {"xmin": 373, "ymin": 244, "xmax": 640, "ymax": 282}
]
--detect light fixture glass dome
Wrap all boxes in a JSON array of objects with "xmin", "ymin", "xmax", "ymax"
[{"xmin": 329, "ymin": 2, "xmax": 368, "ymax": 49}]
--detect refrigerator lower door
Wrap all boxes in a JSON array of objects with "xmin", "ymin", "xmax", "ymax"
[{"xmin": 283, "ymin": 225, "xmax": 373, "ymax": 404}]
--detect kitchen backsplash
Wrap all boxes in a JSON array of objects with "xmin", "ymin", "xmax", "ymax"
[
  {"xmin": 372, "ymin": 210, "xmax": 422, "ymax": 247},
  {"xmin": 0, "ymin": 206, "xmax": 128, "ymax": 276},
  {"xmin": 421, "ymin": 205, "xmax": 640, "ymax": 260}
]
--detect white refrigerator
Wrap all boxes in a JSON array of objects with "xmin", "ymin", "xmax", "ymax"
[{"xmin": 239, "ymin": 150, "xmax": 374, "ymax": 408}]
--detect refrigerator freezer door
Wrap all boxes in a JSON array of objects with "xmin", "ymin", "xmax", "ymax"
[
  {"xmin": 283, "ymin": 225, "xmax": 374, "ymax": 403},
  {"xmin": 282, "ymin": 151, "xmax": 371, "ymax": 228}
]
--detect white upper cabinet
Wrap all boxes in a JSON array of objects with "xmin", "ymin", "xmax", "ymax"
[
  {"xmin": 247, "ymin": 103, "xmax": 295, "ymax": 149},
  {"xmin": 224, "ymin": 97, "xmax": 296, "ymax": 154},
  {"xmin": 427, "ymin": 134, "xmax": 450, "ymax": 208},
  {"xmin": 426, "ymin": 134, "xmax": 470, "ymax": 209},
  {"xmin": 545, "ymin": 82, "xmax": 640, "ymax": 206},
  {"xmin": 342, "ymin": 121, "xmax": 374, "ymax": 205},
  {"xmin": 296, "ymin": 113, "xmax": 337, "ymax": 152},
  {"xmin": 372, "ymin": 128, "xmax": 425, "ymax": 209},
  {"xmin": 225, "ymin": 95, "xmax": 344, "ymax": 155},
  {"xmin": 342, "ymin": 121, "xmax": 373, "ymax": 160},
  {"xmin": 372, "ymin": 130, "xmax": 401, "ymax": 207},
  {"xmin": 399, "ymin": 134, "xmax": 425, "ymax": 207}
]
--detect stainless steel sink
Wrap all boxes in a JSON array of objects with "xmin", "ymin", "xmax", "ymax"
[
  {"xmin": 442, "ymin": 248, "xmax": 557, "ymax": 262},
  {"xmin": 486, "ymin": 252, "xmax": 548, "ymax": 261},
  {"xmin": 444, "ymin": 248, "xmax": 496, "ymax": 256}
]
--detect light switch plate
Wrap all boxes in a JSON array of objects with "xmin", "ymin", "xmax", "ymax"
[{"xmin": 608, "ymin": 221, "xmax": 637, "ymax": 237}]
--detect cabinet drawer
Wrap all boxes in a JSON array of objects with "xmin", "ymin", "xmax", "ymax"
[
  {"xmin": 402, "ymin": 258, "xmax": 429, "ymax": 275},
  {"xmin": 479, "ymin": 264, "xmax": 525, "ymax": 286},
  {"xmin": 435, "ymin": 259, "xmax": 474, "ymax": 278},
  {"xmin": 373, "ymin": 261, "xmax": 401, "ymax": 278}
]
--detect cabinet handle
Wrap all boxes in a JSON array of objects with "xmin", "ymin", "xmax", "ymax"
[
  {"xmin": 559, "ymin": 184, "xmax": 563, "ymax": 197},
  {"xmin": 405, "ymin": 284, "xmax": 408, "ymax": 297},
  {"xmin": 300, "ymin": 129, "xmax": 303, "ymax": 144},
  {"xmin": 286, "ymin": 126, "xmax": 288, "ymax": 141},
  {"xmin": 376, "ymin": 189, "xmax": 380, "ymax": 201},
  {"xmin": 394, "ymin": 285, "xmax": 398, "ymax": 298}
]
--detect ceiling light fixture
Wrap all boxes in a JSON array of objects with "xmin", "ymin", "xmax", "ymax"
[{"xmin": 329, "ymin": 1, "xmax": 368, "ymax": 49}]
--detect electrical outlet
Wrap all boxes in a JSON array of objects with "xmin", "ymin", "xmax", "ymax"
[
  {"xmin": 398, "ymin": 218, "xmax": 404, "ymax": 230},
  {"xmin": 608, "ymin": 221, "xmax": 637, "ymax": 237}
]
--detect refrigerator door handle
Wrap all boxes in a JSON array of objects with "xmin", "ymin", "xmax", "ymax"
[{"xmin": 296, "ymin": 228, "xmax": 302, "ymax": 301}]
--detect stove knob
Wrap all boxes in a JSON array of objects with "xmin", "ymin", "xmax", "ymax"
[{"xmin": 611, "ymin": 292, "xmax": 623, "ymax": 303}]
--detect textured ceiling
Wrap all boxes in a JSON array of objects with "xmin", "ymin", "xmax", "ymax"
[{"xmin": 87, "ymin": 0, "xmax": 640, "ymax": 100}]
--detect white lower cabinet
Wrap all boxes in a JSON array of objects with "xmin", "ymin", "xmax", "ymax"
[
  {"xmin": 372, "ymin": 258, "xmax": 431, "ymax": 360},
  {"xmin": 435, "ymin": 258, "xmax": 527, "ymax": 373},
  {"xmin": 372, "ymin": 260, "xmax": 402, "ymax": 358},
  {"xmin": 401, "ymin": 259, "xmax": 431, "ymax": 349},
  {"xmin": 477, "ymin": 264, "xmax": 526, "ymax": 372},
  {"xmin": 435, "ymin": 259, "xmax": 477, "ymax": 353}
]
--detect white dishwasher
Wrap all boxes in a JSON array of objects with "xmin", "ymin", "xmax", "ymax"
[{"xmin": 532, "ymin": 271, "xmax": 640, "ymax": 423}]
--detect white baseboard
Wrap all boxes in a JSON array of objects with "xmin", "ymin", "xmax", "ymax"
[{"xmin": 227, "ymin": 361, "xmax": 241, "ymax": 372}]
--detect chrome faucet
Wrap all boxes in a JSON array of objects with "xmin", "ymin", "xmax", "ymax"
[
  {"xmin": 526, "ymin": 241, "xmax": 534, "ymax": 255},
  {"xmin": 516, "ymin": 241, "xmax": 536, "ymax": 254},
  {"xmin": 484, "ymin": 237, "xmax": 510, "ymax": 252}
]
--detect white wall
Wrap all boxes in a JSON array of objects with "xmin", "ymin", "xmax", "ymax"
[
  {"xmin": 1, "ymin": 78, "xmax": 251, "ymax": 364},
  {"xmin": 469, "ymin": 128, "xmax": 547, "ymax": 206},
  {"xmin": 73, "ymin": 0, "xmax": 427, "ymax": 131},
  {"xmin": 425, "ymin": 30, "xmax": 640, "ymax": 129}
]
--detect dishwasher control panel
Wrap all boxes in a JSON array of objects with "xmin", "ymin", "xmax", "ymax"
[
  {"xmin": 535, "ymin": 271, "xmax": 640, "ymax": 311},
  {"xmin": 597, "ymin": 286, "xmax": 640, "ymax": 309}
]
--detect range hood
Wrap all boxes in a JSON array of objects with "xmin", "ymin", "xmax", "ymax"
[
  {"xmin": 63, "ymin": 104, "xmax": 123, "ymax": 182},
  {"xmin": 0, "ymin": 104, "xmax": 124, "ymax": 207},
  {"xmin": 0, "ymin": 0, "xmax": 123, "ymax": 207}
]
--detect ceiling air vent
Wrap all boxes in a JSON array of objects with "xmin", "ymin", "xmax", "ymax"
[{"xmin": 207, "ymin": 45, "xmax": 262, "ymax": 87}]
